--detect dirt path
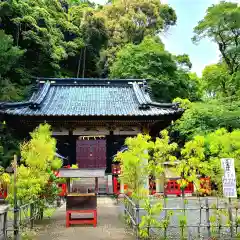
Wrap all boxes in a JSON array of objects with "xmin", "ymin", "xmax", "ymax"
[{"xmin": 36, "ymin": 197, "xmax": 134, "ymax": 240}]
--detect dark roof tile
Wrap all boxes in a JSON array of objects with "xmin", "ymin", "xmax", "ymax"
[{"xmin": 0, "ymin": 79, "xmax": 182, "ymax": 117}]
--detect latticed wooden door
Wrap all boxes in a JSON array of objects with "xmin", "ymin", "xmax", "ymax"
[{"xmin": 76, "ymin": 139, "xmax": 106, "ymax": 169}]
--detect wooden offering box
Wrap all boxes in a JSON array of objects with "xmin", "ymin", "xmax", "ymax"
[
  {"xmin": 66, "ymin": 193, "xmax": 97, "ymax": 210},
  {"xmin": 60, "ymin": 168, "xmax": 105, "ymax": 227},
  {"xmin": 66, "ymin": 193, "xmax": 97, "ymax": 227}
]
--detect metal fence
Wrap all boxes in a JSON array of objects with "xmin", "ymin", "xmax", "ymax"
[
  {"xmin": 0, "ymin": 206, "xmax": 8, "ymax": 240},
  {"xmin": 122, "ymin": 194, "xmax": 240, "ymax": 240},
  {"xmin": 6, "ymin": 201, "xmax": 43, "ymax": 239}
]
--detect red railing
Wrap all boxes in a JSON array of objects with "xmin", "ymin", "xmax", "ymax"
[
  {"xmin": 165, "ymin": 180, "xmax": 194, "ymax": 196},
  {"xmin": 112, "ymin": 164, "xmax": 212, "ymax": 196}
]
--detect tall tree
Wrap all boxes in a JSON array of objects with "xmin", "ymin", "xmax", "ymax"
[
  {"xmin": 193, "ymin": 2, "xmax": 240, "ymax": 75},
  {"xmin": 0, "ymin": 30, "xmax": 25, "ymax": 100},
  {"xmin": 110, "ymin": 37, "xmax": 201, "ymax": 102},
  {"xmin": 97, "ymin": 0, "xmax": 177, "ymax": 75},
  {"xmin": 66, "ymin": 2, "xmax": 108, "ymax": 77},
  {"xmin": 0, "ymin": 0, "xmax": 83, "ymax": 77},
  {"xmin": 202, "ymin": 63, "xmax": 230, "ymax": 97}
]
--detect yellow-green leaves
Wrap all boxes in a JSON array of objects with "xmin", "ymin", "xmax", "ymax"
[
  {"xmin": 173, "ymin": 97, "xmax": 191, "ymax": 110},
  {"xmin": 8, "ymin": 123, "xmax": 62, "ymax": 205},
  {"xmin": 116, "ymin": 130, "xmax": 178, "ymax": 200},
  {"xmin": 21, "ymin": 124, "xmax": 57, "ymax": 171},
  {"xmin": 115, "ymin": 134, "xmax": 152, "ymax": 199}
]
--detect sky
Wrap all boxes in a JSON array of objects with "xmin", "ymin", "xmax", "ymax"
[{"xmin": 93, "ymin": 0, "xmax": 239, "ymax": 76}]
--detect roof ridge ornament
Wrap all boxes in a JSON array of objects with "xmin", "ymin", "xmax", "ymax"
[{"xmin": 29, "ymin": 81, "xmax": 51, "ymax": 109}]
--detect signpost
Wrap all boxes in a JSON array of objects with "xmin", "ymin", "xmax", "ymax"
[{"xmin": 221, "ymin": 158, "xmax": 237, "ymax": 198}]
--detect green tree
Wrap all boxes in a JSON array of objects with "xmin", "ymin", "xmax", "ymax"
[
  {"xmin": 97, "ymin": 0, "xmax": 177, "ymax": 74},
  {"xmin": 174, "ymin": 54, "xmax": 192, "ymax": 70},
  {"xmin": 0, "ymin": 30, "xmax": 25, "ymax": 100},
  {"xmin": 202, "ymin": 63, "xmax": 231, "ymax": 97},
  {"xmin": 7, "ymin": 123, "xmax": 62, "ymax": 205},
  {"xmin": 0, "ymin": 0, "xmax": 83, "ymax": 77},
  {"xmin": 110, "ymin": 37, "xmax": 201, "ymax": 101},
  {"xmin": 193, "ymin": 1, "xmax": 240, "ymax": 75},
  {"xmin": 204, "ymin": 128, "xmax": 240, "ymax": 195},
  {"xmin": 172, "ymin": 97, "xmax": 240, "ymax": 141},
  {"xmin": 202, "ymin": 63, "xmax": 240, "ymax": 98},
  {"xmin": 67, "ymin": 2, "xmax": 108, "ymax": 77},
  {"xmin": 176, "ymin": 135, "xmax": 216, "ymax": 191},
  {"xmin": 115, "ymin": 134, "xmax": 152, "ymax": 199},
  {"xmin": 0, "ymin": 121, "xmax": 20, "ymax": 168},
  {"xmin": 116, "ymin": 131, "xmax": 177, "ymax": 238}
]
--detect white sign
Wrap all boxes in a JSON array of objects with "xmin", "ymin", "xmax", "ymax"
[{"xmin": 221, "ymin": 158, "xmax": 237, "ymax": 198}]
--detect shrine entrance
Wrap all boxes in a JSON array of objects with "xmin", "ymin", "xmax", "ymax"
[{"xmin": 76, "ymin": 137, "xmax": 107, "ymax": 169}]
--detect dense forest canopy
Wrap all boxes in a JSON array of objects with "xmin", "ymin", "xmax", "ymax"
[
  {"xmin": 0, "ymin": 0, "xmax": 240, "ymax": 168},
  {"xmin": 0, "ymin": 0, "xmax": 198, "ymax": 102}
]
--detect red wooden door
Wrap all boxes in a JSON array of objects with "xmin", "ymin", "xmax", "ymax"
[{"xmin": 76, "ymin": 139, "xmax": 106, "ymax": 169}]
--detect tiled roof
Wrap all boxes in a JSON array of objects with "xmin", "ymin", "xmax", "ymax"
[{"xmin": 0, "ymin": 78, "xmax": 182, "ymax": 117}]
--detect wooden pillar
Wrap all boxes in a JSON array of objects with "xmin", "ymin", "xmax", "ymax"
[
  {"xmin": 95, "ymin": 177, "xmax": 98, "ymax": 194},
  {"xmin": 69, "ymin": 128, "xmax": 76, "ymax": 166},
  {"xmin": 67, "ymin": 178, "xmax": 71, "ymax": 193}
]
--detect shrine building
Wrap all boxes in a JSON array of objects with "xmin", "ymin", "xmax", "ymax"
[{"xmin": 0, "ymin": 78, "xmax": 183, "ymax": 176}]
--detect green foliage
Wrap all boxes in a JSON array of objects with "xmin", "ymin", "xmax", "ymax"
[
  {"xmin": 209, "ymin": 203, "xmax": 228, "ymax": 235},
  {"xmin": 51, "ymin": 158, "xmax": 63, "ymax": 171},
  {"xmin": 7, "ymin": 123, "xmax": 62, "ymax": 205},
  {"xmin": 116, "ymin": 130, "xmax": 178, "ymax": 199},
  {"xmin": 0, "ymin": 166, "xmax": 10, "ymax": 186},
  {"xmin": 177, "ymin": 135, "xmax": 215, "ymax": 190},
  {"xmin": 0, "ymin": 30, "xmax": 24, "ymax": 76},
  {"xmin": 173, "ymin": 127, "xmax": 240, "ymax": 194},
  {"xmin": 118, "ymin": 130, "xmax": 177, "ymax": 238},
  {"xmin": 172, "ymin": 98, "xmax": 191, "ymax": 110},
  {"xmin": 205, "ymin": 128, "xmax": 240, "ymax": 194},
  {"xmin": 110, "ymin": 37, "xmax": 201, "ymax": 102},
  {"xmin": 139, "ymin": 198, "xmax": 163, "ymax": 238},
  {"xmin": 173, "ymin": 97, "xmax": 240, "ymax": 141},
  {"xmin": 0, "ymin": 30, "xmax": 25, "ymax": 101},
  {"xmin": 115, "ymin": 134, "xmax": 152, "ymax": 199},
  {"xmin": 150, "ymin": 129, "xmax": 178, "ymax": 176},
  {"xmin": 202, "ymin": 63, "xmax": 240, "ymax": 98},
  {"xmin": 0, "ymin": 0, "xmax": 108, "ymax": 86},
  {"xmin": 174, "ymin": 54, "xmax": 192, "ymax": 70},
  {"xmin": 193, "ymin": 1, "xmax": 240, "ymax": 75},
  {"xmin": 120, "ymin": 127, "xmax": 240, "ymax": 238},
  {"xmin": 43, "ymin": 207, "xmax": 57, "ymax": 218},
  {"xmin": 71, "ymin": 164, "xmax": 78, "ymax": 169},
  {"xmin": 0, "ymin": 121, "xmax": 20, "ymax": 168},
  {"xmin": 178, "ymin": 214, "xmax": 187, "ymax": 239},
  {"xmin": 98, "ymin": 0, "xmax": 177, "ymax": 73},
  {"xmin": 2, "ymin": 0, "xmax": 82, "ymax": 70}
]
